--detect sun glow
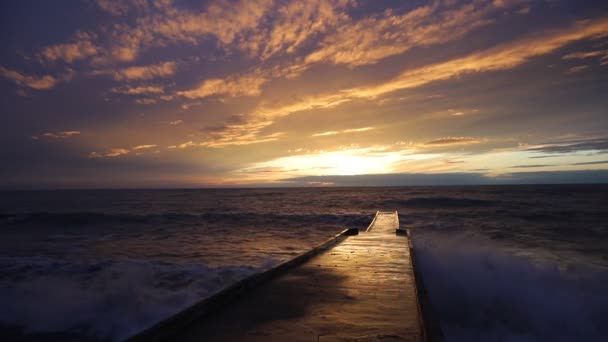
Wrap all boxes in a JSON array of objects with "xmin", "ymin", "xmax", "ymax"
[{"xmin": 238, "ymin": 147, "xmax": 441, "ymax": 178}]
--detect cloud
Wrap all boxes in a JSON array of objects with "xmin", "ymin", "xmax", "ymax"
[
  {"xmin": 42, "ymin": 0, "xmax": 349, "ymax": 67},
  {"xmin": 525, "ymin": 137, "xmax": 608, "ymax": 154},
  {"xmin": 31, "ymin": 0, "xmax": 532, "ymax": 71},
  {"xmin": 168, "ymin": 141, "xmax": 195, "ymax": 149},
  {"xmin": 343, "ymin": 17, "xmax": 608, "ymax": 99},
  {"xmin": 135, "ymin": 98, "xmax": 157, "ymax": 104},
  {"xmin": 197, "ymin": 93, "xmax": 350, "ymax": 147},
  {"xmin": 424, "ymin": 137, "xmax": 482, "ymax": 146},
  {"xmin": 201, "ymin": 17, "xmax": 608, "ymax": 148},
  {"xmin": 517, "ymin": 6, "xmax": 531, "ymax": 15},
  {"xmin": 111, "ymin": 85, "xmax": 164, "ymax": 95},
  {"xmin": 283, "ymin": 173, "xmax": 491, "ymax": 186},
  {"xmin": 96, "ymin": 0, "xmax": 149, "ymax": 16},
  {"xmin": 96, "ymin": 0, "xmax": 130, "ymax": 16},
  {"xmin": 312, "ymin": 127, "xmax": 375, "ymax": 137},
  {"xmin": 239, "ymin": 146, "xmax": 412, "ymax": 177},
  {"xmin": 96, "ymin": 0, "xmax": 274, "ymax": 63},
  {"xmin": 164, "ymin": 137, "xmax": 280, "ymax": 150},
  {"xmin": 40, "ymin": 32, "xmax": 99, "ymax": 63},
  {"xmin": 88, "ymin": 148, "xmax": 130, "ymax": 158},
  {"xmin": 200, "ymin": 132, "xmax": 285, "ymax": 148},
  {"xmin": 38, "ymin": 131, "xmax": 81, "ymax": 139},
  {"xmin": 570, "ymin": 160, "xmax": 608, "ymax": 166},
  {"xmin": 311, "ymin": 131, "xmax": 340, "ymax": 137},
  {"xmin": 132, "ymin": 144, "xmax": 157, "ymax": 150},
  {"xmin": 176, "ymin": 69, "xmax": 267, "ymax": 99},
  {"xmin": 169, "ymin": 120, "xmax": 184, "ymax": 125},
  {"xmin": 529, "ymin": 154, "xmax": 565, "ymax": 159},
  {"xmin": 0, "ymin": 67, "xmax": 59, "ymax": 90},
  {"xmin": 511, "ymin": 160, "xmax": 608, "ymax": 168},
  {"xmin": 110, "ymin": 61, "xmax": 177, "ymax": 81},
  {"xmin": 281, "ymin": 170, "xmax": 608, "ymax": 186},
  {"xmin": 302, "ymin": 0, "xmax": 502, "ymax": 67},
  {"xmin": 510, "ymin": 164, "xmax": 553, "ymax": 168},
  {"xmin": 562, "ymin": 49, "xmax": 608, "ymax": 60},
  {"xmin": 247, "ymin": 0, "xmax": 353, "ymax": 59},
  {"xmin": 567, "ymin": 65, "xmax": 589, "ymax": 73},
  {"xmin": 106, "ymin": 148, "xmax": 129, "ymax": 157}
]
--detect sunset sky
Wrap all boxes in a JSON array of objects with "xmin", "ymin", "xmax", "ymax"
[{"xmin": 1, "ymin": 0, "xmax": 608, "ymax": 188}]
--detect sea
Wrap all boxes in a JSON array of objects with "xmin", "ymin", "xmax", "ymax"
[{"xmin": 0, "ymin": 185, "xmax": 607, "ymax": 341}]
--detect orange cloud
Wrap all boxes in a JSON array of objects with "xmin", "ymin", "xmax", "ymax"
[
  {"xmin": 40, "ymin": 32, "xmax": 99, "ymax": 63},
  {"xmin": 132, "ymin": 144, "xmax": 157, "ymax": 150},
  {"xmin": 176, "ymin": 70, "xmax": 267, "ymax": 98},
  {"xmin": 196, "ymin": 93, "xmax": 349, "ymax": 147},
  {"xmin": 423, "ymin": 137, "xmax": 482, "ymax": 146},
  {"xmin": 567, "ymin": 65, "xmax": 589, "ymax": 73},
  {"xmin": 168, "ymin": 141, "xmax": 195, "ymax": 149},
  {"xmin": 251, "ymin": 0, "xmax": 352, "ymax": 59},
  {"xmin": 302, "ymin": 0, "xmax": 519, "ymax": 67},
  {"xmin": 45, "ymin": 0, "xmax": 350, "ymax": 67},
  {"xmin": 96, "ymin": 0, "xmax": 149, "ymax": 16},
  {"xmin": 38, "ymin": 131, "xmax": 81, "ymax": 139},
  {"xmin": 343, "ymin": 17, "xmax": 608, "ymax": 99},
  {"xmin": 201, "ymin": 17, "xmax": 608, "ymax": 148},
  {"xmin": 112, "ymin": 61, "xmax": 177, "ymax": 81},
  {"xmin": 200, "ymin": 132, "xmax": 285, "ymax": 148},
  {"xmin": 312, "ymin": 127, "xmax": 375, "ymax": 137},
  {"xmin": 112, "ymin": 85, "xmax": 164, "ymax": 95},
  {"xmin": 88, "ymin": 148, "xmax": 130, "ymax": 158},
  {"xmin": 563, "ymin": 49, "xmax": 608, "ymax": 60},
  {"xmin": 135, "ymin": 98, "xmax": 157, "ymax": 105},
  {"xmin": 0, "ymin": 67, "xmax": 59, "ymax": 90}
]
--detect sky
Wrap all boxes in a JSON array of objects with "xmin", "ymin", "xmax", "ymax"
[{"xmin": 1, "ymin": 0, "xmax": 608, "ymax": 188}]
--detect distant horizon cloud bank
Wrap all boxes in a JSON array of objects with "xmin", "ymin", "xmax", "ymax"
[{"xmin": 3, "ymin": 170, "xmax": 608, "ymax": 190}]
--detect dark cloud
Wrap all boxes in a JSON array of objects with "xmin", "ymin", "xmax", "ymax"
[
  {"xmin": 526, "ymin": 137, "xmax": 608, "ymax": 154},
  {"xmin": 284, "ymin": 170, "xmax": 608, "ymax": 186},
  {"xmin": 570, "ymin": 160, "xmax": 608, "ymax": 166},
  {"xmin": 529, "ymin": 155, "xmax": 568, "ymax": 159},
  {"xmin": 283, "ymin": 173, "xmax": 491, "ymax": 186},
  {"xmin": 200, "ymin": 115, "xmax": 246, "ymax": 133},
  {"xmin": 510, "ymin": 164, "xmax": 554, "ymax": 168},
  {"xmin": 424, "ymin": 137, "xmax": 480, "ymax": 146}
]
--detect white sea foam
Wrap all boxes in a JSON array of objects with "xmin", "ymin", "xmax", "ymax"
[
  {"xmin": 0, "ymin": 257, "xmax": 259, "ymax": 340},
  {"xmin": 412, "ymin": 231, "xmax": 608, "ymax": 341}
]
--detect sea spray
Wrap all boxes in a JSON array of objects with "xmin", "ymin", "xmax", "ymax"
[{"xmin": 412, "ymin": 231, "xmax": 608, "ymax": 341}]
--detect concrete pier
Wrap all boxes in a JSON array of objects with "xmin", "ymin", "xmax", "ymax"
[{"xmin": 129, "ymin": 211, "xmax": 436, "ymax": 341}]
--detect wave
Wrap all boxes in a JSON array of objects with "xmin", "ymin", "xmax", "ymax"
[
  {"xmin": 412, "ymin": 231, "xmax": 608, "ymax": 341},
  {"xmin": 381, "ymin": 197, "xmax": 498, "ymax": 208},
  {"xmin": 0, "ymin": 212, "xmax": 371, "ymax": 229},
  {"xmin": 0, "ymin": 256, "xmax": 261, "ymax": 341}
]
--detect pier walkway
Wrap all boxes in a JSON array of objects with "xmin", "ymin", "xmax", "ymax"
[{"xmin": 130, "ymin": 211, "xmax": 430, "ymax": 341}]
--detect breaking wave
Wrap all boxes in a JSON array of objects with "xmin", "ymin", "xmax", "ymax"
[
  {"xmin": 0, "ymin": 256, "xmax": 260, "ymax": 341},
  {"xmin": 412, "ymin": 231, "xmax": 608, "ymax": 341}
]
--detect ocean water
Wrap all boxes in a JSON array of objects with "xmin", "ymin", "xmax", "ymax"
[{"xmin": 0, "ymin": 185, "xmax": 606, "ymax": 341}]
